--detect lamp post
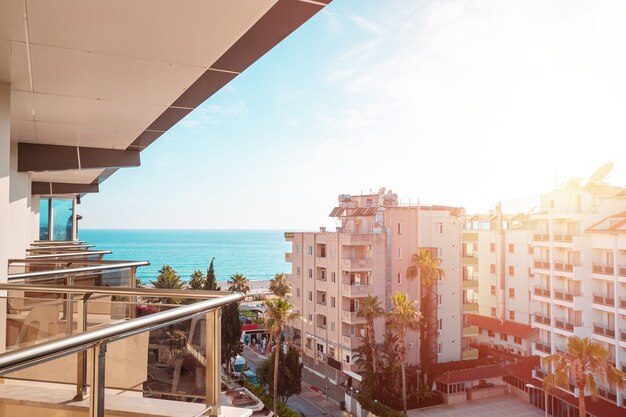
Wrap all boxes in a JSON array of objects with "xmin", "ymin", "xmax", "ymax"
[{"xmin": 526, "ymin": 383, "xmax": 548, "ymax": 417}]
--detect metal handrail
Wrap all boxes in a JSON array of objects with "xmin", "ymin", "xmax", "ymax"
[
  {"xmin": 11, "ymin": 258, "xmax": 135, "ymax": 265},
  {"xmin": 31, "ymin": 240, "xmax": 86, "ymax": 246},
  {"xmin": 23, "ymin": 251, "xmax": 113, "ymax": 259},
  {"xmin": 26, "ymin": 244, "xmax": 95, "ymax": 251},
  {"xmin": 0, "ymin": 289, "xmax": 243, "ymax": 375},
  {"xmin": 7, "ymin": 261, "xmax": 149, "ymax": 280},
  {"xmin": 0, "ymin": 283, "xmax": 227, "ymax": 299}
]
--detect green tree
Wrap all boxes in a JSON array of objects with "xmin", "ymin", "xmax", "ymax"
[
  {"xmin": 263, "ymin": 297, "xmax": 300, "ymax": 414},
  {"xmin": 204, "ymin": 257, "xmax": 221, "ymax": 291},
  {"xmin": 188, "ymin": 270, "xmax": 205, "ymax": 290},
  {"xmin": 221, "ymin": 302, "xmax": 243, "ymax": 375},
  {"xmin": 357, "ymin": 295, "xmax": 384, "ymax": 373},
  {"xmin": 387, "ymin": 292, "xmax": 422, "ymax": 414},
  {"xmin": 269, "ymin": 273, "xmax": 291, "ymax": 297},
  {"xmin": 150, "ymin": 265, "xmax": 184, "ymax": 304},
  {"xmin": 256, "ymin": 345, "xmax": 303, "ymax": 404},
  {"xmin": 228, "ymin": 273, "xmax": 250, "ymax": 296},
  {"xmin": 406, "ymin": 248, "xmax": 444, "ymax": 380},
  {"xmin": 544, "ymin": 336, "xmax": 626, "ymax": 417}
]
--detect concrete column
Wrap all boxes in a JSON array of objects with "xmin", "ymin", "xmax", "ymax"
[{"xmin": 0, "ymin": 82, "xmax": 10, "ymax": 353}]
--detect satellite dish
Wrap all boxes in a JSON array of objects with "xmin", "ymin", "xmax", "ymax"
[
  {"xmin": 562, "ymin": 177, "xmax": 583, "ymax": 189},
  {"xmin": 587, "ymin": 162, "xmax": 613, "ymax": 186}
]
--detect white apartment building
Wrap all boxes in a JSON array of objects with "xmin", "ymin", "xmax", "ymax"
[{"xmin": 285, "ymin": 189, "xmax": 465, "ymax": 385}]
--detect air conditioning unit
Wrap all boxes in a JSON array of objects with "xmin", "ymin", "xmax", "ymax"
[{"xmin": 408, "ymin": 343, "xmax": 415, "ymax": 349}]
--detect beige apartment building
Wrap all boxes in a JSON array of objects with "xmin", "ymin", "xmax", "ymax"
[
  {"xmin": 462, "ymin": 166, "xmax": 626, "ymax": 409},
  {"xmin": 285, "ymin": 189, "xmax": 466, "ymax": 385}
]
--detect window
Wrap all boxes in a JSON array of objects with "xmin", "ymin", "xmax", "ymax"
[
  {"xmin": 308, "ymin": 245, "xmax": 313, "ymax": 256},
  {"xmin": 490, "ymin": 264, "xmax": 496, "ymax": 273},
  {"xmin": 490, "ymin": 307, "xmax": 496, "ymax": 317},
  {"xmin": 435, "ymin": 222, "xmax": 443, "ymax": 234},
  {"xmin": 320, "ymin": 292, "xmax": 326, "ymax": 304},
  {"xmin": 438, "ymin": 343, "xmax": 443, "ymax": 354},
  {"xmin": 345, "ymin": 355, "xmax": 350, "ymax": 363},
  {"xmin": 308, "ymin": 314, "xmax": 313, "ymax": 322},
  {"xmin": 438, "ymin": 319, "xmax": 443, "ymax": 330},
  {"xmin": 397, "ymin": 223, "xmax": 402, "ymax": 234},
  {"xmin": 331, "ymin": 246, "xmax": 336, "ymax": 259},
  {"xmin": 320, "ymin": 269, "xmax": 326, "ymax": 281},
  {"xmin": 509, "ymin": 311, "xmax": 515, "ymax": 321},
  {"xmin": 490, "ymin": 243, "xmax": 495, "ymax": 252},
  {"xmin": 490, "ymin": 285, "xmax": 496, "ymax": 295},
  {"xmin": 437, "ymin": 270, "xmax": 444, "ymax": 281},
  {"xmin": 297, "ymin": 266, "xmax": 301, "ymax": 276},
  {"xmin": 329, "ymin": 346, "xmax": 335, "ymax": 358},
  {"xmin": 308, "ymin": 268, "xmax": 313, "ymax": 279},
  {"xmin": 509, "ymin": 288, "xmax": 515, "ymax": 298},
  {"xmin": 297, "ymin": 244, "xmax": 301, "ymax": 255},
  {"xmin": 317, "ymin": 343, "xmax": 324, "ymax": 353},
  {"xmin": 514, "ymin": 336, "xmax": 522, "ymax": 344},
  {"xmin": 500, "ymin": 333, "xmax": 508, "ymax": 341},
  {"xmin": 437, "ymin": 247, "xmax": 443, "ymax": 258},
  {"xmin": 331, "ymin": 322, "xmax": 336, "ymax": 333},
  {"xmin": 508, "ymin": 244, "xmax": 514, "ymax": 253},
  {"xmin": 366, "ymin": 198, "xmax": 373, "ymax": 207},
  {"xmin": 488, "ymin": 330, "xmax": 495, "ymax": 337},
  {"xmin": 397, "ymin": 247, "xmax": 402, "ymax": 259},
  {"xmin": 397, "ymin": 273, "xmax": 401, "ymax": 284},
  {"xmin": 39, "ymin": 198, "xmax": 75, "ymax": 241},
  {"xmin": 508, "ymin": 265, "xmax": 515, "ymax": 276},
  {"xmin": 296, "ymin": 288, "xmax": 300, "ymax": 298},
  {"xmin": 308, "ymin": 291, "xmax": 313, "ymax": 301},
  {"xmin": 331, "ymin": 272, "xmax": 336, "ymax": 283},
  {"xmin": 331, "ymin": 297, "xmax": 336, "ymax": 308},
  {"xmin": 438, "ymin": 294, "xmax": 442, "ymax": 305},
  {"xmin": 306, "ymin": 337, "xmax": 312, "ymax": 349},
  {"xmin": 321, "ymin": 316, "xmax": 327, "ymax": 326}
]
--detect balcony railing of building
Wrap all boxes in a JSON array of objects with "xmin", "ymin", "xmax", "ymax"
[
  {"xmin": 621, "ymin": 298, "xmax": 626, "ymax": 309},
  {"xmin": 534, "ymin": 313, "xmax": 551, "ymax": 326},
  {"xmin": 533, "ymin": 286, "xmax": 550, "ymax": 297},
  {"xmin": 553, "ymin": 289, "xmax": 576, "ymax": 302},
  {"xmin": 533, "ymin": 260, "xmax": 550, "ymax": 269},
  {"xmin": 592, "ymin": 264, "xmax": 614, "ymax": 275},
  {"xmin": 593, "ymin": 293, "xmax": 615, "ymax": 306},
  {"xmin": 553, "ymin": 262, "xmax": 574, "ymax": 272},
  {"xmin": 592, "ymin": 323, "xmax": 616, "ymax": 338},
  {"xmin": 553, "ymin": 233, "xmax": 574, "ymax": 243},
  {"xmin": 554, "ymin": 318, "xmax": 578, "ymax": 332},
  {"xmin": 533, "ymin": 233, "xmax": 549, "ymax": 242},
  {"xmin": 0, "ymin": 282, "xmax": 243, "ymax": 417},
  {"xmin": 534, "ymin": 342, "xmax": 551, "ymax": 354}
]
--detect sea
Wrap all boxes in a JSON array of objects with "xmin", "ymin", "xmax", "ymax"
[{"xmin": 79, "ymin": 229, "xmax": 291, "ymax": 285}]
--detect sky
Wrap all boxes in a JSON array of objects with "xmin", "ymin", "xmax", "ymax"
[{"xmin": 79, "ymin": 0, "xmax": 626, "ymax": 230}]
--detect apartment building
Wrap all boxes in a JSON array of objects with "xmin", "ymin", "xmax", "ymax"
[
  {"xmin": 462, "ymin": 210, "xmax": 539, "ymax": 356},
  {"xmin": 285, "ymin": 189, "xmax": 465, "ymax": 385}
]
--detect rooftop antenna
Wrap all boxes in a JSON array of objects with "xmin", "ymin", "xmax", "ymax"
[{"xmin": 586, "ymin": 162, "xmax": 613, "ymax": 186}]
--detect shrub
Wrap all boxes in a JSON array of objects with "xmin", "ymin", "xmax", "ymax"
[
  {"xmin": 244, "ymin": 381, "xmax": 301, "ymax": 417},
  {"xmin": 355, "ymin": 391, "xmax": 407, "ymax": 417}
]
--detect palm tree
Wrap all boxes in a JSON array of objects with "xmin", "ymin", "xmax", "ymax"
[
  {"xmin": 406, "ymin": 248, "xmax": 444, "ymax": 378},
  {"xmin": 356, "ymin": 295, "xmax": 384, "ymax": 373},
  {"xmin": 269, "ymin": 273, "xmax": 291, "ymax": 297},
  {"xmin": 387, "ymin": 291, "xmax": 422, "ymax": 414},
  {"xmin": 263, "ymin": 297, "xmax": 301, "ymax": 413},
  {"xmin": 150, "ymin": 265, "xmax": 184, "ymax": 304},
  {"xmin": 188, "ymin": 270, "xmax": 205, "ymax": 290},
  {"xmin": 228, "ymin": 273, "xmax": 250, "ymax": 296},
  {"xmin": 544, "ymin": 336, "xmax": 625, "ymax": 417}
]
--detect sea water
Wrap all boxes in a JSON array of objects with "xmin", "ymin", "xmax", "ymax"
[{"xmin": 79, "ymin": 229, "xmax": 291, "ymax": 284}]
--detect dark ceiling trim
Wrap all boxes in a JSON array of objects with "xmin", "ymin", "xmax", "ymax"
[
  {"xmin": 32, "ymin": 181, "xmax": 99, "ymax": 195},
  {"xmin": 18, "ymin": 143, "xmax": 140, "ymax": 172}
]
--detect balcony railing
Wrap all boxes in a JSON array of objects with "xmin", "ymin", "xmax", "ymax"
[
  {"xmin": 533, "ymin": 260, "xmax": 550, "ymax": 269},
  {"xmin": 534, "ymin": 314, "xmax": 551, "ymax": 326},
  {"xmin": 553, "ymin": 233, "xmax": 573, "ymax": 243},
  {"xmin": 593, "ymin": 293, "xmax": 615, "ymax": 306},
  {"xmin": 553, "ymin": 289, "xmax": 575, "ymax": 302},
  {"xmin": 592, "ymin": 264, "xmax": 614, "ymax": 275},
  {"xmin": 593, "ymin": 323, "xmax": 616, "ymax": 338},
  {"xmin": 341, "ymin": 258, "xmax": 373, "ymax": 270},
  {"xmin": 0, "ymin": 282, "xmax": 243, "ymax": 417},
  {"xmin": 533, "ymin": 286, "xmax": 550, "ymax": 297},
  {"xmin": 554, "ymin": 262, "xmax": 574, "ymax": 272},
  {"xmin": 534, "ymin": 342, "xmax": 551, "ymax": 354},
  {"xmin": 554, "ymin": 318, "xmax": 577, "ymax": 332},
  {"xmin": 533, "ymin": 234, "xmax": 549, "ymax": 242}
]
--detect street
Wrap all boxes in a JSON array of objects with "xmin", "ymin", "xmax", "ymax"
[{"xmin": 241, "ymin": 345, "xmax": 344, "ymax": 417}]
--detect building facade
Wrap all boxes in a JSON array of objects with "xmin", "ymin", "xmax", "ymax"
[{"xmin": 285, "ymin": 189, "xmax": 465, "ymax": 384}]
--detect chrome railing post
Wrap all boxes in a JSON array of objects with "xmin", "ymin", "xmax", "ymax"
[
  {"xmin": 129, "ymin": 267, "xmax": 137, "ymax": 319},
  {"xmin": 74, "ymin": 292, "xmax": 92, "ymax": 401},
  {"xmin": 65, "ymin": 274, "xmax": 75, "ymax": 335},
  {"xmin": 89, "ymin": 342, "xmax": 107, "ymax": 417},
  {"xmin": 205, "ymin": 308, "xmax": 221, "ymax": 417}
]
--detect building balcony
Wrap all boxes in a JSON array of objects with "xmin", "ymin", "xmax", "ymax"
[
  {"xmin": 316, "ymin": 278, "xmax": 328, "ymax": 291},
  {"xmin": 341, "ymin": 258, "xmax": 373, "ymax": 271},
  {"xmin": 553, "ymin": 233, "xmax": 573, "ymax": 243},
  {"xmin": 593, "ymin": 323, "xmax": 616, "ymax": 340},
  {"xmin": 462, "ymin": 347, "xmax": 479, "ymax": 360},
  {"xmin": 533, "ymin": 260, "xmax": 550, "ymax": 270},
  {"xmin": 341, "ymin": 234, "xmax": 374, "ymax": 246},
  {"xmin": 341, "ymin": 335, "xmax": 363, "ymax": 350},
  {"xmin": 316, "ymin": 256, "xmax": 327, "ymax": 268},
  {"xmin": 592, "ymin": 264, "xmax": 614, "ymax": 275},
  {"xmin": 553, "ymin": 262, "xmax": 574, "ymax": 273},
  {"xmin": 462, "ymin": 300, "xmax": 479, "ymax": 313},
  {"xmin": 462, "ymin": 279, "xmax": 479, "ymax": 289},
  {"xmin": 462, "ymin": 255, "xmax": 478, "ymax": 265},
  {"xmin": 533, "ymin": 286, "xmax": 550, "ymax": 299},
  {"xmin": 342, "ymin": 360, "xmax": 361, "ymax": 374},
  {"xmin": 341, "ymin": 283, "xmax": 371, "ymax": 297},
  {"xmin": 554, "ymin": 318, "xmax": 583, "ymax": 336},
  {"xmin": 593, "ymin": 293, "xmax": 615, "ymax": 307},
  {"xmin": 463, "ymin": 232, "xmax": 478, "ymax": 242},
  {"xmin": 316, "ymin": 303, "xmax": 328, "ymax": 316},
  {"xmin": 341, "ymin": 309, "xmax": 366, "ymax": 324},
  {"xmin": 462, "ymin": 325, "xmax": 479, "ymax": 337},
  {"xmin": 533, "ymin": 313, "xmax": 551, "ymax": 328},
  {"xmin": 285, "ymin": 252, "xmax": 292, "ymax": 263},
  {"xmin": 533, "ymin": 342, "xmax": 552, "ymax": 356},
  {"xmin": 533, "ymin": 233, "xmax": 549, "ymax": 242}
]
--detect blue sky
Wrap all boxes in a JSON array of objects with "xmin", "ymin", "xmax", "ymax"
[{"xmin": 80, "ymin": 0, "xmax": 626, "ymax": 229}]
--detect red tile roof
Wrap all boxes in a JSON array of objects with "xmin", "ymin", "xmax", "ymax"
[
  {"xmin": 466, "ymin": 314, "xmax": 538, "ymax": 339},
  {"xmin": 435, "ymin": 364, "xmax": 508, "ymax": 384}
]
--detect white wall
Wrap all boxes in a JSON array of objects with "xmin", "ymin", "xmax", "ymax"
[{"xmin": 9, "ymin": 142, "xmax": 34, "ymax": 259}]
